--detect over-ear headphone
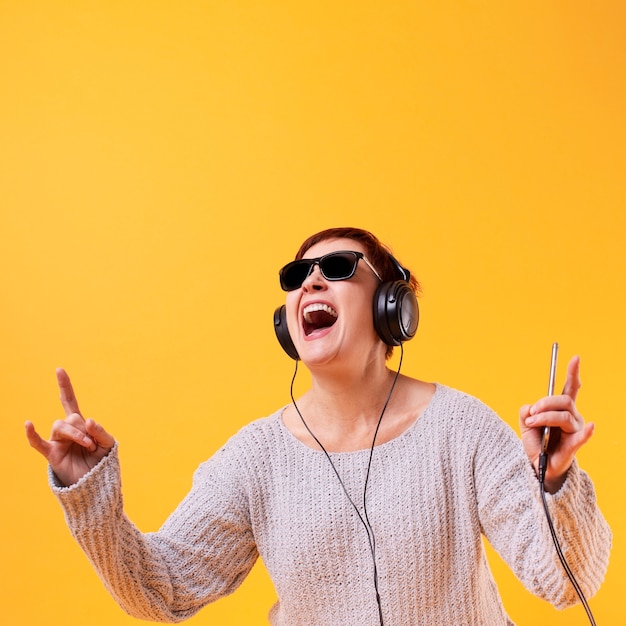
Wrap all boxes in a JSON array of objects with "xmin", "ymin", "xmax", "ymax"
[{"xmin": 273, "ymin": 255, "xmax": 419, "ymax": 360}]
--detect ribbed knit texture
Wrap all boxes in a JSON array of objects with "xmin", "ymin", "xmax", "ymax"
[{"xmin": 51, "ymin": 384, "xmax": 611, "ymax": 625}]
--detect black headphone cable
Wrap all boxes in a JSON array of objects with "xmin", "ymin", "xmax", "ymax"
[
  {"xmin": 538, "ymin": 452, "xmax": 597, "ymax": 625},
  {"xmin": 289, "ymin": 345, "xmax": 405, "ymax": 626}
]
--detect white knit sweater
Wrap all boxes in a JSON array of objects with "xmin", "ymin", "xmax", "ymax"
[{"xmin": 51, "ymin": 384, "xmax": 611, "ymax": 625}]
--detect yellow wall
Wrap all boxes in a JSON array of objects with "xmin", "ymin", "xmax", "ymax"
[{"xmin": 1, "ymin": 2, "xmax": 623, "ymax": 624}]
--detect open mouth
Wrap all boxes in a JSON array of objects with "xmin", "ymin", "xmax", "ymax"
[{"xmin": 302, "ymin": 303, "xmax": 338, "ymax": 336}]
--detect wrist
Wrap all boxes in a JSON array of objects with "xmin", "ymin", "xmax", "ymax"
[{"xmin": 542, "ymin": 473, "xmax": 567, "ymax": 494}]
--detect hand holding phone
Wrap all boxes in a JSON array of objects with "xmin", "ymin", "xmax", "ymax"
[{"xmin": 534, "ymin": 343, "xmax": 598, "ymax": 625}]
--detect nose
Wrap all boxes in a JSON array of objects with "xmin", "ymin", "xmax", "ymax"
[{"xmin": 301, "ymin": 263, "xmax": 326, "ymax": 291}]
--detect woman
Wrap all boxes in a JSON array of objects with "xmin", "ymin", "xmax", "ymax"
[{"xmin": 26, "ymin": 227, "xmax": 611, "ymax": 625}]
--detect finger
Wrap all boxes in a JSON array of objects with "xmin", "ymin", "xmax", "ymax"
[
  {"xmin": 557, "ymin": 422, "xmax": 595, "ymax": 458},
  {"xmin": 519, "ymin": 404, "xmax": 534, "ymax": 432},
  {"xmin": 561, "ymin": 355, "xmax": 582, "ymax": 402},
  {"xmin": 85, "ymin": 418, "xmax": 115, "ymax": 451},
  {"xmin": 57, "ymin": 368, "xmax": 82, "ymax": 418},
  {"xmin": 25, "ymin": 421, "xmax": 52, "ymax": 457},
  {"xmin": 579, "ymin": 421, "xmax": 595, "ymax": 446},
  {"xmin": 66, "ymin": 411, "xmax": 87, "ymax": 430},
  {"xmin": 50, "ymin": 419, "xmax": 97, "ymax": 450},
  {"xmin": 528, "ymin": 394, "xmax": 577, "ymax": 419},
  {"xmin": 525, "ymin": 406, "xmax": 582, "ymax": 433}
]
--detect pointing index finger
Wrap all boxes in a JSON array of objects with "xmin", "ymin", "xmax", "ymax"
[{"xmin": 56, "ymin": 368, "xmax": 82, "ymax": 417}]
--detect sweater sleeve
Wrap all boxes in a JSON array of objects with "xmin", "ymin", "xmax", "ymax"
[
  {"xmin": 51, "ymin": 443, "xmax": 258, "ymax": 623},
  {"xmin": 472, "ymin": 404, "xmax": 612, "ymax": 609}
]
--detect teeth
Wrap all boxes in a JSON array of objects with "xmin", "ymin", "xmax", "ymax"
[{"xmin": 303, "ymin": 303, "xmax": 338, "ymax": 322}]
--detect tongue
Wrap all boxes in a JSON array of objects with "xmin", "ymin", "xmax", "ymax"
[{"xmin": 304, "ymin": 310, "xmax": 337, "ymax": 336}]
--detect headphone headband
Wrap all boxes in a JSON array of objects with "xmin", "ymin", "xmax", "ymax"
[{"xmin": 388, "ymin": 254, "xmax": 411, "ymax": 283}]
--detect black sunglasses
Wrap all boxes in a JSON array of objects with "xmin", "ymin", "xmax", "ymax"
[{"xmin": 279, "ymin": 250, "xmax": 382, "ymax": 292}]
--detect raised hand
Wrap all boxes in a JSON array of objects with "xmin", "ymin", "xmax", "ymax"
[
  {"xmin": 519, "ymin": 355, "xmax": 595, "ymax": 493},
  {"xmin": 25, "ymin": 368, "xmax": 115, "ymax": 487}
]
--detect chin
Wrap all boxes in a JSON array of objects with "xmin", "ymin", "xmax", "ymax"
[
  {"xmin": 300, "ymin": 348, "xmax": 339, "ymax": 369},
  {"xmin": 298, "ymin": 339, "xmax": 342, "ymax": 368}
]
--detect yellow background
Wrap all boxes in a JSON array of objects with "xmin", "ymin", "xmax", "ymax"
[{"xmin": 1, "ymin": 2, "xmax": 624, "ymax": 624}]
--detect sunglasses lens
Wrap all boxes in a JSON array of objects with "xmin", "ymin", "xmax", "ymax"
[
  {"xmin": 280, "ymin": 260, "xmax": 314, "ymax": 291},
  {"xmin": 320, "ymin": 252, "xmax": 358, "ymax": 280},
  {"xmin": 279, "ymin": 252, "xmax": 360, "ymax": 291}
]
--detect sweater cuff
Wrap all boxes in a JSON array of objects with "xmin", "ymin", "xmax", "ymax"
[
  {"xmin": 543, "ymin": 458, "xmax": 581, "ymax": 505},
  {"xmin": 49, "ymin": 443, "xmax": 122, "ymax": 521}
]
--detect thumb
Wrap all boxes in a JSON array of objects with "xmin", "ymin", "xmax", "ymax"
[{"xmin": 25, "ymin": 421, "xmax": 51, "ymax": 458}]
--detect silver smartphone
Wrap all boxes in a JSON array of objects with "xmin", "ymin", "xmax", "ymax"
[{"xmin": 541, "ymin": 342, "xmax": 559, "ymax": 453}]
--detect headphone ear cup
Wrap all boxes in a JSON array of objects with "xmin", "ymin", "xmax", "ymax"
[
  {"xmin": 373, "ymin": 281, "xmax": 419, "ymax": 346},
  {"xmin": 274, "ymin": 305, "xmax": 300, "ymax": 360}
]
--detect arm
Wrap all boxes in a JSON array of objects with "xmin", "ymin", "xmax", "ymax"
[
  {"xmin": 27, "ymin": 370, "xmax": 258, "ymax": 622},
  {"xmin": 51, "ymin": 444, "xmax": 258, "ymax": 622},
  {"xmin": 473, "ymin": 398, "xmax": 611, "ymax": 608}
]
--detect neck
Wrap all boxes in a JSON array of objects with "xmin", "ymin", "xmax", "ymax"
[
  {"xmin": 299, "ymin": 354, "xmax": 401, "ymax": 433},
  {"xmin": 284, "ymin": 349, "xmax": 435, "ymax": 453}
]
